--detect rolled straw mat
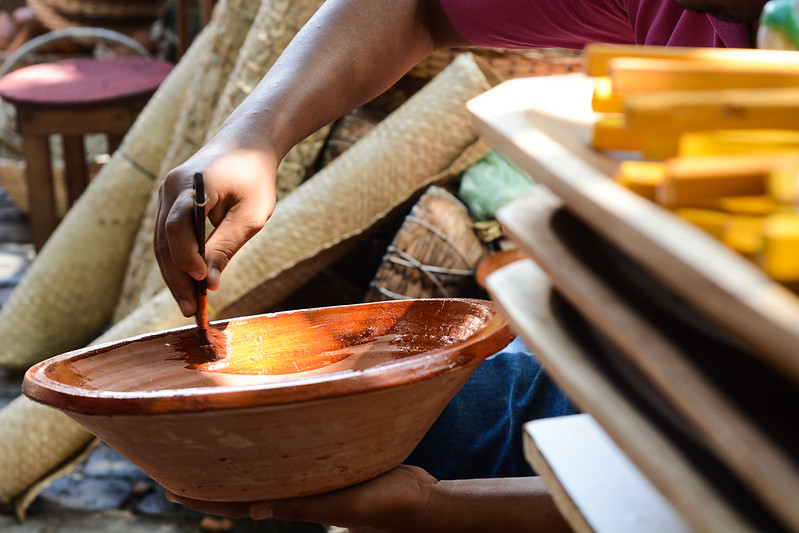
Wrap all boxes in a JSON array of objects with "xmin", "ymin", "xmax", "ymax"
[
  {"xmin": 114, "ymin": 0, "xmax": 329, "ymax": 323},
  {"xmin": 0, "ymin": 288, "xmax": 191, "ymax": 515},
  {"xmin": 207, "ymin": 0, "xmax": 325, "ymax": 134},
  {"xmin": 113, "ymin": 0, "xmax": 262, "ymax": 323},
  {"xmin": 206, "ymin": 0, "xmax": 330, "ymax": 201},
  {"xmin": 0, "ymin": 396, "xmax": 96, "ymax": 516},
  {"xmin": 0, "ymin": 28, "xmax": 211, "ymax": 372}
]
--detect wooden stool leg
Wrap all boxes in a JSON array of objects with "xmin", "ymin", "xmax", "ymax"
[
  {"xmin": 176, "ymin": 0, "xmax": 191, "ymax": 59},
  {"xmin": 200, "ymin": 0, "xmax": 217, "ymax": 24},
  {"xmin": 22, "ymin": 134, "xmax": 58, "ymax": 251},
  {"xmin": 62, "ymin": 134, "xmax": 88, "ymax": 208},
  {"xmin": 107, "ymin": 134, "xmax": 124, "ymax": 154}
]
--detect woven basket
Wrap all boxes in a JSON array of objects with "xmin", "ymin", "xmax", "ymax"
[
  {"xmin": 0, "ymin": 27, "xmax": 211, "ymax": 371},
  {"xmin": 410, "ymin": 46, "xmax": 583, "ymax": 81},
  {"xmin": 365, "ymin": 186, "xmax": 489, "ymax": 302},
  {"xmin": 26, "ymin": 0, "xmax": 167, "ymax": 34}
]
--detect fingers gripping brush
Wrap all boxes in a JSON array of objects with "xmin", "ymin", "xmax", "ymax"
[{"xmin": 193, "ymin": 172, "xmax": 228, "ymax": 360}]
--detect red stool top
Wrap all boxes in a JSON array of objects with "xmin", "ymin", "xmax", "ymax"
[{"xmin": 0, "ymin": 57, "xmax": 174, "ymax": 107}]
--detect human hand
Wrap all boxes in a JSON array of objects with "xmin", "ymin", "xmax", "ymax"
[
  {"xmin": 165, "ymin": 465, "xmax": 437, "ymax": 532},
  {"xmin": 154, "ymin": 138, "xmax": 278, "ymax": 317}
]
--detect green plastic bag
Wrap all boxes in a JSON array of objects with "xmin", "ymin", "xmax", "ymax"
[{"xmin": 459, "ymin": 150, "xmax": 536, "ymax": 221}]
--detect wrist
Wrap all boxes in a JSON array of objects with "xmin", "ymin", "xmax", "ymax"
[{"xmin": 381, "ymin": 478, "xmax": 455, "ymax": 533}]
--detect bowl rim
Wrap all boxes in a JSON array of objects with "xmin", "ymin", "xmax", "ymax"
[{"xmin": 23, "ymin": 298, "xmax": 513, "ymax": 416}]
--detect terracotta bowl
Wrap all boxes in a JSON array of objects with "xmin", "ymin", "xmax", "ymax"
[{"xmin": 24, "ymin": 298, "xmax": 512, "ymax": 503}]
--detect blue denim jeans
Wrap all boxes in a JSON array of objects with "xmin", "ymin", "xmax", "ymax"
[{"xmin": 404, "ymin": 336, "xmax": 578, "ymax": 480}]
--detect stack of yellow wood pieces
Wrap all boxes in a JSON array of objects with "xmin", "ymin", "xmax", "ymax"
[{"xmin": 584, "ymin": 43, "xmax": 799, "ymax": 287}]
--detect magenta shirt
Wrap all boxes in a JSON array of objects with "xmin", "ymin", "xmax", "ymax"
[{"xmin": 438, "ymin": 0, "xmax": 753, "ymax": 49}]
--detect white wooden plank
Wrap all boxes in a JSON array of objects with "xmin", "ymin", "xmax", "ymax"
[
  {"xmin": 524, "ymin": 413, "xmax": 693, "ymax": 533},
  {"xmin": 467, "ymin": 73, "xmax": 799, "ymax": 385}
]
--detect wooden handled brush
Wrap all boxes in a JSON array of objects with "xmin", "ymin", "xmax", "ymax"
[{"xmin": 193, "ymin": 172, "xmax": 227, "ymax": 359}]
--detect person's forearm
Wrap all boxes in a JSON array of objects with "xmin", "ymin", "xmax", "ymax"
[
  {"xmin": 208, "ymin": 0, "xmax": 466, "ymax": 163},
  {"xmin": 403, "ymin": 477, "xmax": 572, "ymax": 533}
]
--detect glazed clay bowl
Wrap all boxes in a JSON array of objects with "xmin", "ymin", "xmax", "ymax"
[{"xmin": 23, "ymin": 298, "xmax": 512, "ymax": 502}]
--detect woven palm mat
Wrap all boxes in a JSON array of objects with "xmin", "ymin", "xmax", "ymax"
[
  {"xmin": 365, "ymin": 185, "xmax": 489, "ymax": 302},
  {"xmin": 159, "ymin": 0, "xmax": 261, "ymax": 174},
  {"xmin": 410, "ymin": 46, "xmax": 584, "ymax": 81},
  {"xmin": 0, "ymin": 27, "xmax": 211, "ymax": 372},
  {"xmin": 0, "ymin": 395, "xmax": 96, "ymax": 517},
  {"xmin": 206, "ymin": 0, "xmax": 325, "ymax": 134},
  {"xmin": 206, "ymin": 0, "xmax": 330, "ymax": 197}
]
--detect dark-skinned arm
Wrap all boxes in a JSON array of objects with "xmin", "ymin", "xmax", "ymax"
[
  {"xmin": 166, "ymin": 465, "xmax": 573, "ymax": 532},
  {"xmin": 154, "ymin": 0, "xmax": 468, "ymax": 316}
]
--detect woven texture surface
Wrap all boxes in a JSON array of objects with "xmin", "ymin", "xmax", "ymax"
[
  {"xmin": 365, "ymin": 185, "xmax": 489, "ymax": 301},
  {"xmin": 0, "ymin": 396, "xmax": 95, "ymax": 505},
  {"xmin": 26, "ymin": 0, "xmax": 167, "ymax": 34},
  {"xmin": 162, "ymin": 0, "xmax": 261, "ymax": 174},
  {"xmin": 410, "ymin": 47, "xmax": 583, "ymax": 81},
  {"xmin": 207, "ymin": 0, "xmax": 324, "ymax": 135},
  {"xmin": 0, "ymin": 28, "xmax": 210, "ymax": 371}
]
